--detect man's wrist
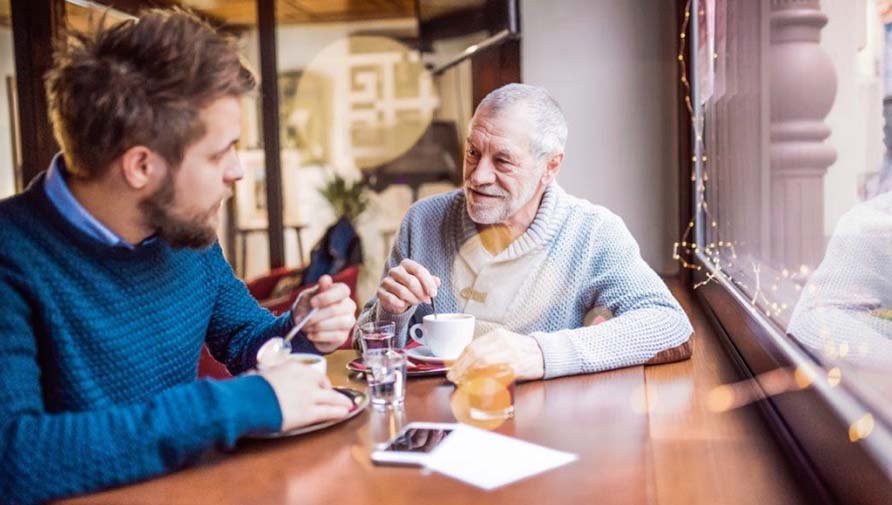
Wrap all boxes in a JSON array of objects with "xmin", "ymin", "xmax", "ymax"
[
  {"xmin": 520, "ymin": 335, "xmax": 546, "ymax": 380},
  {"xmin": 375, "ymin": 302, "xmax": 416, "ymax": 323}
]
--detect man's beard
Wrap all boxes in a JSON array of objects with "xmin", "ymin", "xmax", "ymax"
[
  {"xmin": 465, "ymin": 171, "xmax": 542, "ymax": 225},
  {"xmin": 139, "ymin": 173, "xmax": 220, "ymax": 249}
]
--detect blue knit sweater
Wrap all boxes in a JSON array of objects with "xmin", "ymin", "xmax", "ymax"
[{"xmin": 0, "ymin": 174, "xmax": 309, "ymax": 504}]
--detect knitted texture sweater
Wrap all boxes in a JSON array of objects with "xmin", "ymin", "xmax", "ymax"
[
  {"xmin": 787, "ymin": 191, "xmax": 892, "ymax": 367},
  {"xmin": 357, "ymin": 184, "xmax": 693, "ymax": 379},
  {"xmin": 0, "ymin": 174, "xmax": 305, "ymax": 504}
]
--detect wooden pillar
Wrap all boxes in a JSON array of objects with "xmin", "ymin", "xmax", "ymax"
[
  {"xmin": 256, "ymin": 0, "xmax": 285, "ymax": 270},
  {"xmin": 768, "ymin": 0, "xmax": 837, "ymax": 269},
  {"xmin": 11, "ymin": 0, "xmax": 65, "ymax": 187}
]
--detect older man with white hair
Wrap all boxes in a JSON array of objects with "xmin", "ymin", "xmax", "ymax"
[{"xmin": 356, "ymin": 83, "xmax": 693, "ymax": 382}]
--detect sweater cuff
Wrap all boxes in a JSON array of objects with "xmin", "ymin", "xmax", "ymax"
[
  {"xmin": 530, "ymin": 331, "xmax": 582, "ymax": 380},
  {"xmin": 215, "ymin": 374, "xmax": 283, "ymax": 439}
]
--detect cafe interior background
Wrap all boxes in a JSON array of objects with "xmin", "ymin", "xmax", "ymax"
[{"xmin": 5, "ymin": 0, "xmax": 892, "ymax": 502}]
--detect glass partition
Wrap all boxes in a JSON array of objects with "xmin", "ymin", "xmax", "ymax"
[{"xmin": 685, "ymin": 0, "xmax": 892, "ymax": 437}]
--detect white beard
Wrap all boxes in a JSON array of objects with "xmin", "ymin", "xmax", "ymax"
[{"xmin": 465, "ymin": 173, "xmax": 543, "ymax": 225}]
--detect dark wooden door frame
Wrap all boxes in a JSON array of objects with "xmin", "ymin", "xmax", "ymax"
[
  {"xmin": 11, "ymin": 0, "xmax": 65, "ymax": 188},
  {"xmin": 675, "ymin": 0, "xmax": 693, "ymax": 289},
  {"xmin": 471, "ymin": 38, "xmax": 521, "ymax": 110}
]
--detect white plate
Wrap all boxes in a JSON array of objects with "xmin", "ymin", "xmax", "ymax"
[{"xmin": 406, "ymin": 346, "xmax": 458, "ymax": 363}]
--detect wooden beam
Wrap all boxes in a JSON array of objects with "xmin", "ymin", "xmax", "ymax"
[
  {"xmin": 85, "ymin": 1, "xmax": 230, "ymax": 29},
  {"xmin": 257, "ymin": 0, "xmax": 285, "ymax": 270},
  {"xmin": 471, "ymin": 38, "xmax": 521, "ymax": 110},
  {"xmin": 419, "ymin": 6, "xmax": 488, "ymax": 42},
  {"xmin": 84, "ymin": 0, "xmax": 172, "ymax": 15},
  {"xmin": 11, "ymin": 0, "xmax": 65, "ymax": 187}
]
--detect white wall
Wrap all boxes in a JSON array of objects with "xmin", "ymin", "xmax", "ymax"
[
  {"xmin": 0, "ymin": 26, "xmax": 15, "ymax": 199},
  {"xmin": 521, "ymin": 0, "xmax": 680, "ymax": 274}
]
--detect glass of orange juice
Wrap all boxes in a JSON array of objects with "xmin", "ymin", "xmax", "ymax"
[{"xmin": 459, "ymin": 363, "xmax": 515, "ymax": 420}]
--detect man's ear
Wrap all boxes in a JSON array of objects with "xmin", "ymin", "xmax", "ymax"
[
  {"xmin": 119, "ymin": 146, "xmax": 166, "ymax": 190},
  {"xmin": 541, "ymin": 152, "xmax": 564, "ymax": 185}
]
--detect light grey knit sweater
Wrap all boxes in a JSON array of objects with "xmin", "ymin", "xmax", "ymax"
[
  {"xmin": 787, "ymin": 191, "xmax": 892, "ymax": 368},
  {"xmin": 356, "ymin": 183, "xmax": 693, "ymax": 379}
]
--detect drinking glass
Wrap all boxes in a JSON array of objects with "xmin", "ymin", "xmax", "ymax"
[
  {"xmin": 363, "ymin": 348, "xmax": 407, "ymax": 409},
  {"xmin": 359, "ymin": 321, "xmax": 396, "ymax": 353},
  {"xmin": 460, "ymin": 363, "xmax": 516, "ymax": 420}
]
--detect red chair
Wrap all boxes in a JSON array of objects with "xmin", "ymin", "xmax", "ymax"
[{"xmin": 198, "ymin": 264, "xmax": 361, "ymax": 379}]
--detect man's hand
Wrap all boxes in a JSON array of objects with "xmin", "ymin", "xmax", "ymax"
[
  {"xmin": 292, "ymin": 275, "xmax": 357, "ymax": 353},
  {"xmin": 446, "ymin": 328, "xmax": 545, "ymax": 383},
  {"xmin": 377, "ymin": 259, "xmax": 441, "ymax": 314},
  {"xmin": 259, "ymin": 361, "xmax": 354, "ymax": 432}
]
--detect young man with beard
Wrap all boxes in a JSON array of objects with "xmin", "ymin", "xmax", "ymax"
[
  {"xmin": 356, "ymin": 83, "xmax": 693, "ymax": 383},
  {"xmin": 0, "ymin": 10, "xmax": 355, "ymax": 504}
]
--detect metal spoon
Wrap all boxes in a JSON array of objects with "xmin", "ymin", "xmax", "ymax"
[{"xmin": 282, "ymin": 307, "xmax": 319, "ymax": 352}]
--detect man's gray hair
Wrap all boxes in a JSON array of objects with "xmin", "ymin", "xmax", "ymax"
[{"xmin": 477, "ymin": 83, "xmax": 568, "ymax": 160}]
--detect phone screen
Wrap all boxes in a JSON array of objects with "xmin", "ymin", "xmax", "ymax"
[{"xmin": 383, "ymin": 427, "xmax": 454, "ymax": 453}]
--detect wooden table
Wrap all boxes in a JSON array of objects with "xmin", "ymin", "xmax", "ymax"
[{"xmin": 60, "ymin": 280, "xmax": 809, "ymax": 504}]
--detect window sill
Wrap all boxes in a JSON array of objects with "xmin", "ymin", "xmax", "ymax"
[{"xmin": 693, "ymin": 251, "xmax": 892, "ymax": 504}]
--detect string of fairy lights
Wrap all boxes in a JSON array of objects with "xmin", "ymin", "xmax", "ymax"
[
  {"xmin": 671, "ymin": 0, "xmax": 806, "ymax": 319},
  {"xmin": 678, "ymin": 0, "xmax": 879, "ymax": 444}
]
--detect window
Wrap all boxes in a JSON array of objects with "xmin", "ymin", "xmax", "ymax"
[{"xmin": 685, "ymin": 0, "xmax": 892, "ymax": 499}]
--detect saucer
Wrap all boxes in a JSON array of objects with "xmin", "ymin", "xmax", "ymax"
[
  {"xmin": 247, "ymin": 387, "xmax": 368, "ymax": 439},
  {"xmin": 346, "ymin": 357, "xmax": 449, "ymax": 377},
  {"xmin": 406, "ymin": 346, "xmax": 458, "ymax": 363}
]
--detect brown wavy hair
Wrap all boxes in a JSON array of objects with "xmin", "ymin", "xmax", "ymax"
[{"xmin": 46, "ymin": 8, "xmax": 256, "ymax": 179}]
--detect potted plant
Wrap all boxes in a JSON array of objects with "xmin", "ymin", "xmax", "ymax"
[{"xmin": 318, "ymin": 173, "xmax": 368, "ymax": 222}]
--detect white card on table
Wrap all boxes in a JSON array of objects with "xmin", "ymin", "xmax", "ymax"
[{"xmin": 424, "ymin": 424, "xmax": 578, "ymax": 490}]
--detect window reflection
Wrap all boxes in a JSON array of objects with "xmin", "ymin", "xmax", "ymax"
[
  {"xmin": 784, "ymin": 1, "xmax": 892, "ymax": 390},
  {"xmin": 231, "ymin": 9, "xmax": 473, "ymax": 307},
  {"xmin": 690, "ymin": 0, "xmax": 892, "ymax": 414},
  {"xmin": 787, "ymin": 191, "xmax": 892, "ymax": 369}
]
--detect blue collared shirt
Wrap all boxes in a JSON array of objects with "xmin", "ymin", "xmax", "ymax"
[{"xmin": 44, "ymin": 153, "xmax": 135, "ymax": 249}]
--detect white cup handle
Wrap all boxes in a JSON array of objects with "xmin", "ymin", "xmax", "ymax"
[{"xmin": 409, "ymin": 323, "xmax": 426, "ymax": 347}]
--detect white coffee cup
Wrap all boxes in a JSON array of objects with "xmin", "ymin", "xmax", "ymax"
[
  {"xmin": 409, "ymin": 313, "xmax": 475, "ymax": 359},
  {"xmin": 256, "ymin": 338, "xmax": 327, "ymax": 374},
  {"xmin": 288, "ymin": 353, "xmax": 327, "ymax": 374}
]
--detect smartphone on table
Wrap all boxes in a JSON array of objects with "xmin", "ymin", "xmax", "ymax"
[{"xmin": 370, "ymin": 422, "xmax": 458, "ymax": 466}]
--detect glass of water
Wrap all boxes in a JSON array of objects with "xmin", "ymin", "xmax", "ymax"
[
  {"xmin": 363, "ymin": 348, "xmax": 407, "ymax": 409},
  {"xmin": 359, "ymin": 321, "xmax": 396, "ymax": 353}
]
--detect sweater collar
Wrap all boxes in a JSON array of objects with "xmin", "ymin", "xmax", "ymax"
[
  {"xmin": 44, "ymin": 153, "xmax": 136, "ymax": 250},
  {"xmin": 458, "ymin": 182, "xmax": 564, "ymax": 262},
  {"xmin": 25, "ymin": 171, "xmax": 167, "ymax": 260}
]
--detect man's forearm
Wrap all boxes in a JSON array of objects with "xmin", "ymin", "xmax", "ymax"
[
  {"xmin": 530, "ymin": 307, "xmax": 693, "ymax": 379},
  {"xmin": 1, "ymin": 375, "xmax": 281, "ymax": 504}
]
